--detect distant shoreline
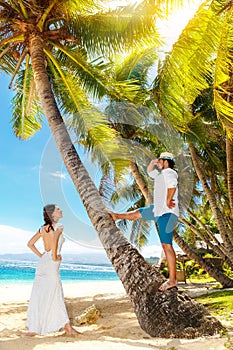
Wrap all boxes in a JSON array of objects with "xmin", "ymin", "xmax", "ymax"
[{"xmin": 0, "ymin": 253, "xmax": 159, "ymax": 265}]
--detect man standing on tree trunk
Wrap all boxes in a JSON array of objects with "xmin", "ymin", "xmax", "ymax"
[{"xmin": 109, "ymin": 152, "xmax": 179, "ymax": 292}]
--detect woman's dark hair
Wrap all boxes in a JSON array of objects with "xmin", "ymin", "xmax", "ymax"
[{"xmin": 43, "ymin": 204, "xmax": 56, "ymax": 232}]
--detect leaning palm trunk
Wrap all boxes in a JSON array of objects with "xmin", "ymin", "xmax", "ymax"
[
  {"xmin": 28, "ymin": 33, "xmax": 224, "ymax": 338},
  {"xmin": 173, "ymin": 230, "xmax": 233, "ymax": 288},
  {"xmin": 187, "ymin": 209, "xmax": 230, "ymax": 258},
  {"xmin": 179, "ymin": 217, "xmax": 233, "ymax": 273},
  {"xmin": 129, "ymin": 161, "xmax": 153, "ymax": 205}
]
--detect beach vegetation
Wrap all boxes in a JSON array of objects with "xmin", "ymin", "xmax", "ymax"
[{"xmin": 196, "ymin": 290, "xmax": 233, "ymax": 330}]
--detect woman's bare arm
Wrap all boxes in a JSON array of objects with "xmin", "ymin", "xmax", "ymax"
[{"xmin": 27, "ymin": 231, "xmax": 43, "ymax": 258}]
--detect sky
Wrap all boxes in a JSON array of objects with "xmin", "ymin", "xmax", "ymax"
[{"xmin": 0, "ymin": 0, "xmax": 203, "ymax": 259}]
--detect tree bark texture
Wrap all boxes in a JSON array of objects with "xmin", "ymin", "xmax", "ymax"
[
  {"xmin": 129, "ymin": 161, "xmax": 153, "ymax": 205},
  {"xmin": 29, "ymin": 33, "xmax": 225, "ymax": 338},
  {"xmin": 107, "ymin": 244, "xmax": 224, "ymax": 338}
]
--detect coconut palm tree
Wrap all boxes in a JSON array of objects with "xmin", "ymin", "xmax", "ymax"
[
  {"xmin": 0, "ymin": 0, "xmax": 223, "ymax": 337},
  {"xmin": 153, "ymin": 0, "xmax": 233, "ymax": 264},
  {"xmin": 93, "ymin": 26, "xmax": 233, "ymax": 287}
]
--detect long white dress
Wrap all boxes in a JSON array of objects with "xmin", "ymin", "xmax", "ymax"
[{"xmin": 26, "ymin": 225, "xmax": 69, "ymax": 335}]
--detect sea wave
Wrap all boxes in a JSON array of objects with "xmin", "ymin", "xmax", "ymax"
[{"xmin": 0, "ymin": 259, "xmax": 119, "ymax": 284}]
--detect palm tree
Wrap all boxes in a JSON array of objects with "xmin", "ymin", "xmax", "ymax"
[
  {"xmin": 92, "ymin": 25, "xmax": 233, "ymax": 288},
  {"xmin": 153, "ymin": 0, "xmax": 233, "ymax": 266},
  {"xmin": 0, "ymin": 0, "xmax": 223, "ymax": 337}
]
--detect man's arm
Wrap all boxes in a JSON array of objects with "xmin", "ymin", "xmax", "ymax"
[
  {"xmin": 147, "ymin": 159, "xmax": 159, "ymax": 173},
  {"xmin": 167, "ymin": 187, "xmax": 176, "ymax": 208}
]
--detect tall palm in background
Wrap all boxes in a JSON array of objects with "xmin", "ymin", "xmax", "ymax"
[
  {"xmin": 0, "ymin": 0, "xmax": 223, "ymax": 337},
  {"xmin": 154, "ymin": 0, "xmax": 233, "ymax": 273}
]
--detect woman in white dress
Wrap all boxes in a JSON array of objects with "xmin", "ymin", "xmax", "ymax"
[{"xmin": 26, "ymin": 204, "xmax": 79, "ymax": 336}]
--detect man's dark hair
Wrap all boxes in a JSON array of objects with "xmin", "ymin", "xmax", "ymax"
[{"xmin": 162, "ymin": 158, "xmax": 175, "ymax": 169}]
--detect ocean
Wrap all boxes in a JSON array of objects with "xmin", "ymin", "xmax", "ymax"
[{"xmin": 0, "ymin": 258, "xmax": 119, "ymax": 285}]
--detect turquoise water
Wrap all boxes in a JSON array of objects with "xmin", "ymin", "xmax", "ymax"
[{"xmin": 0, "ymin": 259, "xmax": 119, "ymax": 285}]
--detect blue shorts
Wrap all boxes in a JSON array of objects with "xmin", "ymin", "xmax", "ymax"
[{"xmin": 139, "ymin": 205, "xmax": 178, "ymax": 244}]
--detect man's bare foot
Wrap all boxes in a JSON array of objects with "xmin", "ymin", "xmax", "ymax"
[
  {"xmin": 158, "ymin": 280, "xmax": 178, "ymax": 292},
  {"xmin": 108, "ymin": 210, "xmax": 118, "ymax": 221}
]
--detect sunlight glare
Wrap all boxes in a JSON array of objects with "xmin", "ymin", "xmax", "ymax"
[
  {"xmin": 106, "ymin": 0, "xmax": 204, "ymax": 47},
  {"xmin": 158, "ymin": 0, "xmax": 204, "ymax": 50},
  {"xmin": 103, "ymin": 0, "xmax": 143, "ymax": 11}
]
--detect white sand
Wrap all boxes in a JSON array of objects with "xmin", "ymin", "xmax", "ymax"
[{"xmin": 0, "ymin": 281, "xmax": 229, "ymax": 350}]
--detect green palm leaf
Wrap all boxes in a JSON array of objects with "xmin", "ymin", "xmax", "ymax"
[
  {"xmin": 154, "ymin": 0, "xmax": 224, "ymax": 132},
  {"xmin": 130, "ymin": 219, "xmax": 152, "ymax": 249},
  {"xmin": 214, "ymin": 8, "xmax": 233, "ymax": 134},
  {"xmin": 10, "ymin": 59, "xmax": 43, "ymax": 139},
  {"xmin": 70, "ymin": 4, "xmax": 161, "ymax": 57},
  {"xmin": 47, "ymin": 43, "xmax": 141, "ymax": 101},
  {"xmin": 45, "ymin": 56, "xmax": 131, "ymax": 171}
]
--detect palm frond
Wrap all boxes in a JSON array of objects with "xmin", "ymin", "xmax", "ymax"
[
  {"xmin": 46, "ymin": 57, "xmax": 132, "ymax": 172},
  {"xmin": 114, "ymin": 45, "xmax": 160, "ymax": 105},
  {"xmin": 214, "ymin": 8, "xmax": 233, "ymax": 135},
  {"xmin": 10, "ymin": 60, "xmax": 43, "ymax": 139},
  {"xmin": 62, "ymin": 0, "xmax": 99, "ymax": 14},
  {"xmin": 154, "ymin": 1, "xmax": 224, "ymax": 132},
  {"xmin": 115, "ymin": 46, "xmax": 158, "ymax": 83},
  {"xmin": 0, "ymin": 47, "xmax": 17, "ymax": 74},
  {"xmin": 155, "ymin": 0, "xmax": 200, "ymax": 15},
  {"xmin": 47, "ymin": 43, "xmax": 141, "ymax": 101},
  {"xmin": 17, "ymin": 0, "xmax": 28, "ymax": 18},
  {"xmin": 45, "ymin": 44, "xmax": 110, "ymax": 99},
  {"xmin": 70, "ymin": 5, "xmax": 160, "ymax": 57},
  {"xmin": 45, "ymin": 50, "xmax": 138, "ymax": 174},
  {"xmin": 130, "ymin": 219, "xmax": 152, "ymax": 249}
]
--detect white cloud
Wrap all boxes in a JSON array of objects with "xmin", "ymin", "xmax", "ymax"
[
  {"xmin": 49, "ymin": 171, "xmax": 66, "ymax": 179},
  {"xmin": 140, "ymin": 244, "xmax": 162, "ymax": 258},
  {"xmin": 0, "ymin": 225, "xmax": 34, "ymax": 254},
  {"xmin": 0, "ymin": 225, "xmax": 106, "ymax": 255}
]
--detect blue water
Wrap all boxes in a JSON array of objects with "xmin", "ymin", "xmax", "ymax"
[{"xmin": 0, "ymin": 259, "xmax": 119, "ymax": 285}]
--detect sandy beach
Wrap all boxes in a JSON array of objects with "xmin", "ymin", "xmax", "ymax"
[{"xmin": 0, "ymin": 280, "xmax": 230, "ymax": 350}]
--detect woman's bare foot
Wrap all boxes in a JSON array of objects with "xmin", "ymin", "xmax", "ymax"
[
  {"xmin": 158, "ymin": 280, "xmax": 178, "ymax": 292},
  {"xmin": 25, "ymin": 332, "xmax": 37, "ymax": 337},
  {"xmin": 64, "ymin": 323, "xmax": 80, "ymax": 336}
]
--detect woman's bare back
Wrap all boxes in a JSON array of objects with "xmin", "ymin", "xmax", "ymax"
[{"xmin": 40, "ymin": 225, "xmax": 55, "ymax": 252}]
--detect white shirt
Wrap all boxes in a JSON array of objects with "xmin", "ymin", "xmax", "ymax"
[{"xmin": 148, "ymin": 167, "xmax": 179, "ymax": 217}]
